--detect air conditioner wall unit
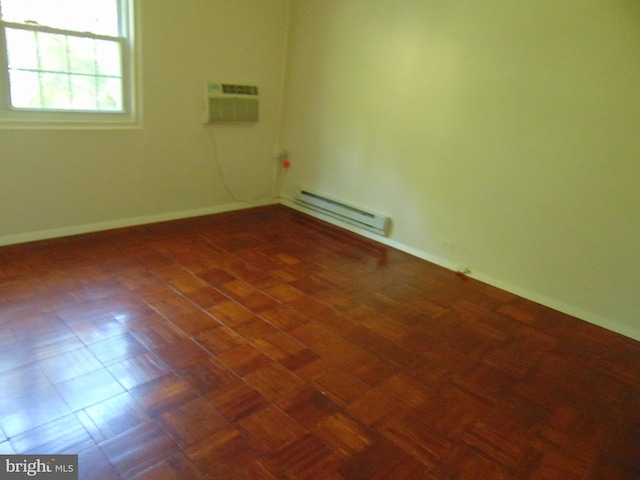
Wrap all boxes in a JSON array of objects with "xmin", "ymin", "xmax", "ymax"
[{"xmin": 202, "ymin": 82, "xmax": 259, "ymax": 123}]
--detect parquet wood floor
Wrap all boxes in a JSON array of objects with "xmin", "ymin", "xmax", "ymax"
[{"xmin": 1, "ymin": 205, "xmax": 639, "ymax": 479}]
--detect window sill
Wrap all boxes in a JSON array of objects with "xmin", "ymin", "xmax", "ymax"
[{"xmin": 0, "ymin": 113, "xmax": 141, "ymax": 130}]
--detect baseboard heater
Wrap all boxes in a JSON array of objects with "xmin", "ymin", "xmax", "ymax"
[{"xmin": 294, "ymin": 189, "xmax": 391, "ymax": 236}]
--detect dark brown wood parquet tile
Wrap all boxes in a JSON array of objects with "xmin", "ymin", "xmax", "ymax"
[{"xmin": 1, "ymin": 204, "xmax": 639, "ymax": 479}]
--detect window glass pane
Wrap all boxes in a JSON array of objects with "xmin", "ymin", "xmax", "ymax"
[
  {"xmin": 68, "ymin": 37, "xmax": 96, "ymax": 75},
  {"xmin": 97, "ymin": 77, "xmax": 122, "ymax": 111},
  {"xmin": 1, "ymin": 0, "xmax": 120, "ymax": 37},
  {"xmin": 37, "ymin": 32, "xmax": 68, "ymax": 72},
  {"xmin": 5, "ymin": 28, "xmax": 124, "ymax": 112},
  {"xmin": 5, "ymin": 28, "xmax": 38, "ymax": 70},
  {"xmin": 95, "ymin": 41, "xmax": 121, "ymax": 76},
  {"xmin": 70, "ymin": 74, "xmax": 97, "ymax": 110},
  {"xmin": 8, "ymin": 70, "xmax": 42, "ymax": 108},
  {"xmin": 40, "ymin": 72, "xmax": 70, "ymax": 108}
]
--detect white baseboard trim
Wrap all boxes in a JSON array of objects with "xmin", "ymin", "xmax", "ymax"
[
  {"xmin": 3, "ymin": 197, "xmax": 636, "ymax": 341},
  {"xmin": 281, "ymin": 196, "xmax": 459, "ymax": 270},
  {"xmin": 281, "ymin": 197, "xmax": 640, "ymax": 342},
  {"xmin": 0, "ymin": 199, "xmax": 277, "ymax": 247},
  {"xmin": 466, "ymin": 270, "xmax": 640, "ymax": 342}
]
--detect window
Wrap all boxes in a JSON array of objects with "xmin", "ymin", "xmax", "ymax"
[{"xmin": 0, "ymin": 0, "xmax": 136, "ymax": 126}]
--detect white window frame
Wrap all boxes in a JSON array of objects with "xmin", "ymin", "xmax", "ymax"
[{"xmin": 0, "ymin": 0, "xmax": 139, "ymax": 128}]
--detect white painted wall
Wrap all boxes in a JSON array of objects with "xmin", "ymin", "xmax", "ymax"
[
  {"xmin": 2, "ymin": 0, "xmax": 639, "ymax": 340},
  {"xmin": 0, "ymin": 0, "xmax": 289, "ymax": 244},
  {"xmin": 280, "ymin": 0, "xmax": 640, "ymax": 339}
]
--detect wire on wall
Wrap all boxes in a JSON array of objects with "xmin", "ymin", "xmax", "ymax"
[
  {"xmin": 205, "ymin": 117, "xmax": 291, "ymax": 205},
  {"xmin": 205, "ymin": 126, "xmax": 245, "ymax": 204}
]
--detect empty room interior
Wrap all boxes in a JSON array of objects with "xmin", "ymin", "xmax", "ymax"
[{"xmin": 1, "ymin": 0, "xmax": 640, "ymax": 478}]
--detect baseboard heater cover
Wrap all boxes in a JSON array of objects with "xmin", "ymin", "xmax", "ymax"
[{"xmin": 294, "ymin": 189, "xmax": 391, "ymax": 236}]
